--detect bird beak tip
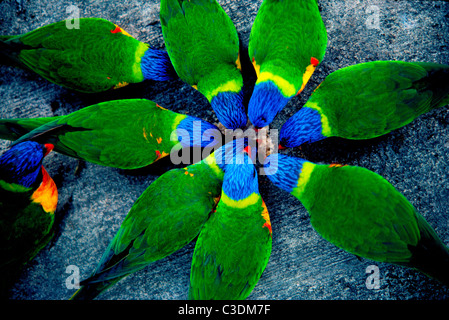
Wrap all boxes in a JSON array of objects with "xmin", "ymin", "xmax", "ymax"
[
  {"xmin": 243, "ymin": 145, "xmax": 252, "ymax": 157},
  {"xmin": 44, "ymin": 143, "xmax": 54, "ymax": 156}
]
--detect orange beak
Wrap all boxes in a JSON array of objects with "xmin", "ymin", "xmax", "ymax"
[{"xmin": 44, "ymin": 143, "xmax": 54, "ymax": 157}]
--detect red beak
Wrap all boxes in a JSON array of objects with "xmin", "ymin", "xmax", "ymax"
[
  {"xmin": 243, "ymin": 145, "xmax": 252, "ymax": 158},
  {"xmin": 44, "ymin": 143, "xmax": 54, "ymax": 157},
  {"xmin": 278, "ymin": 144, "xmax": 286, "ymax": 150}
]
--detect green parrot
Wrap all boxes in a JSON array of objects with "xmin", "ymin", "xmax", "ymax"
[
  {"xmin": 189, "ymin": 152, "xmax": 272, "ymax": 300},
  {"xmin": 279, "ymin": 60, "xmax": 449, "ymax": 149},
  {"xmin": 0, "ymin": 141, "xmax": 57, "ymax": 295},
  {"xmin": 0, "ymin": 18, "xmax": 177, "ymax": 93},
  {"xmin": 69, "ymin": 139, "xmax": 249, "ymax": 300},
  {"xmin": 264, "ymin": 153, "xmax": 449, "ymax": 286},
  {"xmin": 160, "ymin": 0, "xmax": 247, "ymax": 129},
  {"xmin": 248, "ymin": 0, "xmax": 328, "ymax": 128},
  {"xmin": 0, "ymin": 99, "xmax": 220, "ymax": 170}
]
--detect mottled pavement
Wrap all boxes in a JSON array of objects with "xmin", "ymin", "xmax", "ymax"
[{"xmin": 0, "ymin": 0, "xmax": 448, "ymax": 301}]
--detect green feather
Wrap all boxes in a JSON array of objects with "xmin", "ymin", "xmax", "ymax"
[
  {"xmin": 160, "ymin": 0, "xmax": 242, "ymax": 101},
  {"xmin": 0, "ymin": 171, "xmax": 56, "ymax": 294},
  {"xmin": 0, "ymin": 18, "xmax": 148, "ymax": 93},
  {"xmin": 311, "ymin": 61, "xmax": 449, "ymax": 139},
  {"xmin": 70, "ymin": 148, "xmax": 225, "ymax": 300},
  {"xmin": 4, "ymin": 99, "xmax": 189, "ymax": 170},
  {"xmin": 188, "ymin": 163, "xmax": 272, "ymax": 300},
  {"xmin": 0, "ymin": 117, "xmax": 57, "ymax": 141},
  {"xmin": 248, "ymin": 0, "xmax": 328, "ymax": 92},
  {"xmin": 293, "ymin": 161, "xmax": 449, "ymax": 285}
]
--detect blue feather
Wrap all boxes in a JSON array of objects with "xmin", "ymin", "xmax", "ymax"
[
  {"xmin": 212, "ymin": 138, "xmax": 253, "ymax": 172},
  {"xmin": 279, "ymin": 106, "xmax": 326, "ymax": 148},
  {"xmin": 263, "ymin": 153, "xmax": 306, "ymax": 193},
  {"xmin": 210, "ymin": 91, "xmax": 247, "ymax": 130},
  {"xmin": 176, "ymin": 116, "xmax": 221, "ymax": 148},
  {"xmin": 248, "ymin": 81, "xmax": 291, "ymax": 128},
  {"xmin": 0, "ymin": 141, "xmax": 46, "ymax": 188},
  {"xmin": 222, "ymin": 153, "xmax": 259, "ymax": 201},
  {"xmin": 140, "ymin": 48, "xmax": 178, "ymax": 81}
]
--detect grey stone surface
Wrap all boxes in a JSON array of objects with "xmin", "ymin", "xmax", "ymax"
[{"xmin": 1, "ymin": 0, "xmax": 449, "ymax": 301}]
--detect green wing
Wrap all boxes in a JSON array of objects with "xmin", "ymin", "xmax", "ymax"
[
  {"xmin": 299, "ymin": 164, "xmax": 422, "ymax": 263},
  {"xmin": 160, "ymin": 0, "xmax": 242, "ymax": 100},
  {"xmin": 1, "ymin": 18, "xmax": 147, "ymax": 93},
  {"xmin": 248, "ymin": 0, "xmax": 327, "ymax": 91},
  {"xmin": 312, "ymin": 61, "xmax": 449, "ymax": 139},
  {"xmin": 11, "ymin": 100, "xmax": 185, "ymax": 169},
  {"xmin": 75, "ymin": 163, "xmax": 222, "ymax": 294},
  {"xmin": 189, "ymin": 198, "xmax": 272, "ymax": 300},
  {"xmin": 0, "ymin": 180, "xmax": 55, "ymax": 275},
  {"xmin": 0, "ymin": 117, "xmax": 58, "ymax": 141},
  {"xmin": 297, "ymin": 163, "xmax": 449, "ymax": 285}
]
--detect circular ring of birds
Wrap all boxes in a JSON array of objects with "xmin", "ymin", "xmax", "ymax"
[{"xmin": 0, "ymin": 0, "xmax": 448, "ymax": 300}]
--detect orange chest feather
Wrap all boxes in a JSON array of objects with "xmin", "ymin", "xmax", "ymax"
[
  {"xmin": 31, "ymin": 166, "xmax": 58, "ymax": 214},
  {"xmin": 261, "ymin": 200, "xmax": 272, "ymax": 236},
  {"xmin": 110, "ymin": 24, "xmax": 133, "ymax": 37}
]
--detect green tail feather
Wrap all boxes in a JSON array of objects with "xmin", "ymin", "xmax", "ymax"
[
  {"xmin": 0, "ymin": 117, "xmax": 58, "ymax": 142},
  {"xmin": 0, "ymin": 35, "xmax": 17, "ymax": 41},
  {"xmin": 412, "ymin": 244, "xmax": 449, "ymax": 287},
  {"xmin": 70, "ymin": 242, "xmax": 134, "ymax": 300},
  {"xmin": 412, "ymin": 62, "xmax": 449, "ymax": 110},
  {"xmin": 69, "ymin": 275, "xmax": 127, "ymax": 300},
  {"xmin": 69, "ymin": 278, "xmax": 124, "ymax": 300},
  {"xmin": 0, "ymin": 35, "xmax": 28, "ymax": 69},
  {"xmin": 406, "ymin": 214, "xmax": 449, "ymax": 286}
]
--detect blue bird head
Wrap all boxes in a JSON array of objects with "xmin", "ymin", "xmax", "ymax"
[
  {"xmin": 140, "ymin": 47, "xmax": 178, "ymax": 81},
  {"xmin": 176, "ymin": 116, "xmax": 222, "ymax": 149},
  {"xmin": 210, "ymin": 91, "xmax": 248, "ymax": 130},
  {"xmin": 263, "ymin": 153, "xmax": 307, "ymax": 193},
  {"xmin": 279, "ymin": 106, "xmax": 326, "ymax": 149},
  {"xmin": 0, "ymin": 141, "xmax": 53, "ymax": 188},
  {"xmin": 211, "ymin": 137, "xmax": 256, "ymax": 173},
  {"xmin": 248, "ymin": 81, "xmax": 291, "ymax": 129},
  {"xmin": 222, "ymin": 152, "xmax": 259, "ymax": 201}
]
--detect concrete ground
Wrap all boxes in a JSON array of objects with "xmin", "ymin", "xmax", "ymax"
[{"xmin": 0, "ymin": 0, "xmax": 449, "ymax": 301}]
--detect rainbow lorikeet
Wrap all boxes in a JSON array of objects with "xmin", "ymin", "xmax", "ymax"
[
  {"xmin": 0, "ymin": 99, "xmax": 220, "ymax": 170},
  {"xmin": 0, "ymin": 18, "xmax": 177, "ymax": 93},
  {"xmin": 248, "ymin": 0, "xmax": 328, "ymax": 128},
  {"xmin": 264, "ymin": 153, "xmax": 449, "ymax": 286},
  {"xmin": 160, "ymin": 0, "xmax": 247, "ymax": 129},
  {"xmin": 0, "ymin": 141, "xmax": 57, "ymax": 294},
  {"xmin": 189, "ymin": 152, "xmax": 272, "ymax": 300},
  {"xmin": 69, "ymin": 139, "xmax": 249, "ymax": 300},
  {"xmin": 279, "ymin": 61, "xmax": 449, "ymax": 149}
]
